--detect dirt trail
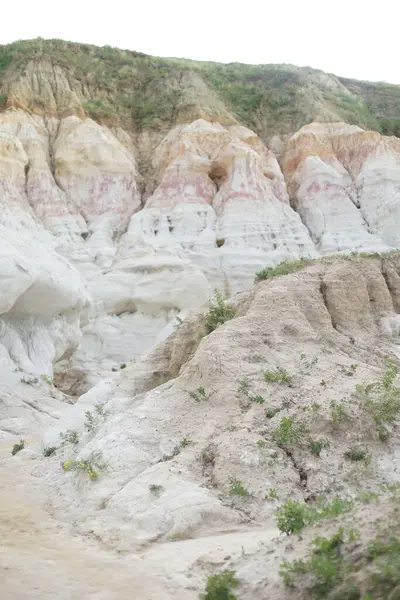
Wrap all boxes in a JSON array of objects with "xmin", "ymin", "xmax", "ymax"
[{"xmin": 0, "ymin": 442, "xmax": 281, "ymax": 599}]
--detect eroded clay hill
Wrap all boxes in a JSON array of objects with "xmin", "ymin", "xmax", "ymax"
[
  {"xmin": 2, "ymin": 39, "xmax": 400, "ymax": 600},
  {"xmin": 3, "ymin": 255, "xmax": 400, "ymax": 599}
]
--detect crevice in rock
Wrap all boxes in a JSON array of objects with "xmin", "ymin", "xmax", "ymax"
[
  {"xmin": 319, "ymin": 276, "xmax": 338, "ymax": 331},
  {"xmin": 280, "ymin": 444, "xmax": 308, "ymax": 493}
]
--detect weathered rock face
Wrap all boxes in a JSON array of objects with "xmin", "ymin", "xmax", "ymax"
[
  {"xmin": 283, "ymin": 122, "xmax": 400, "ymax": 253},
  {"xmin": 2, "ymin": 107, "xmax": 400, "ymax": 390}
]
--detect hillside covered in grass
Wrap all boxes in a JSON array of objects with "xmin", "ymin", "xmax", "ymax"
[{"xmin": 1, "ymin": 38, "xmax": 400, "ymax": 142}]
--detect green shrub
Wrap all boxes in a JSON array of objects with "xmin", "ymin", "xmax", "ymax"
[
  {"xmin": 310, "ymin": 440, "xmax": 324, "ymax": 457},
  {"xmin": 62, "ymin": 451, "xmax": 108, "ymax": 480},
  {"xmin": 276, "ymin": 497, "xmax": 353, "ymax": 535},
  {"xmin": 180, "ymin": 437, "xmax": 193, "ymax": 447},
  {"xmin": 265, "ymin": 488, "xmax": 279, "ymax": 501},
  {"xmin": 265, "ymin": 407, "xmax": 279, "ymax": 419},
  {"xmin": 84, "ymin": 403, "xmax": 109, "ymax": 432},
  {"xmin": 280, "ymin": 529, "xmax": 349, "ymax": 598},
  {"xmin": 273, "ymin": 416, "xmax": 308, "ymax": 447},
  {"xmin": 229, "ymin": 476, "xmax": 250, "ymax": 497},
  {"xmin": 206, "ymin": 291, "xmax": 235, "ymax": 333},
  {"xmin": 264, "ymin": 367, "xmax": 293, "ymax": 386},
  {"xmin": 255, "ymin": 259, "xmax": 307, "ymax": 282},
  {"xmin": 200, "ymin": 570, "xmax": 239, "ymax": 600},
  {"xmin": 149, "ymin": 484, "xmax": 165, "ymax": 496},
  {"xmin": 12, "ymin": 439, "xmax": 25, "ymax": 455},
  {"xmin": 329, "ymin": 400, "xmax": 350, "ymax": 427},
  {"xmin": 60, "ymin": 429, "xmax": 80, "ymax": 445},
  {"xmin": 43, "ymin": 446, "xmax": 57, "ymax": 457},
  {"xmin": 189, "ymin": 386, "xmax": 208, "ymax": 402},
  {"xmin": 344, "ymin": 447, "xmax": 370, "ymax": 463}
]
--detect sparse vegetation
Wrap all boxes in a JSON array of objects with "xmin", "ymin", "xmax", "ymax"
[
  {"xmin": 43, "ymin": 446, "xmax": 57, "ymax": 457},
  {"xmin": 276, "ymin": 497, "xmax": 353, "ymax": 535},
  {"xmin": 265, "ymin": 488, "xmax": 279, "ymax": 501},
  {"xmin": 198, "ymin": 444, "xmax": 216, "ymax": 467},
  {"xmin": 255, "ymin": 259, "xmax": 307, "ymax": 282},
  {"xmin": 264, "ymin": 367, "xmax": 293, "ymax": 386},
  {"xmin": 11, "ymin": 439, "xmax": 25, "ymax": 455},
  {"xmin": 280, "ymin": 525, "xmax": 400, "ymax": 599},
  {"xmin": 310, "ymin": 440, "xmax": 325, "ymax": 457},
  {"xmin": 273, "ymin": 416, "xmax": 308, "ymax": 447},
  {"xmin": 200, "ymin": 570, "xmax": 239, "ymax": 600},
  {"xmin": 344, "ymin": 447, "xmax": 371, "ymax": 463},
  {"xmin": 180, "ymin": 437, "xmax": 193, "ymax": 448},
  {"xmin": 280, "ymin": 529, "xmax": 348, "ymax": 598},
  {"xmin": 160, "ymin": 445, "xmax": 181, "ymax": 462},
  {"xmin": 149, "ymin": 484, "xmax": 165, "ymax": 497},
  {"xmin": 206, "ymin": 290, "xmax": 235, "ymax": 333},
  {"xmin": 1, "ymin": 38, "xmax": 400, "ymax": 138},
  {"xmin": 59, "ymin": 429, "xmax": 80, "ymax": 446},
  {"xmin": 355, "ymin": 358, "xmax": 400, "ymax": 441},
  {"xmin": 189, "ymin": 386, "xmax": 208, "ymax": 402},
  {"xmin": 229, "ymin": 476, "xmax": 250, "ymax": 497},
  {"xmin": 329, "ymin": 400, "xmax": 350, "ymax": 427},
  {"xmin": 21, "ymin": 376, "xmax": 38, "ymax": 385},
  {"xmin": 40, "ymin": 374, "xmax": 53, "ymax": 385},
  {"xmin": 62, "ymin": 451, "xmax": 108, "ymax": 480},
  {"xmin": 265, "ymin": 407, "xmax": 279, "ymax": 419},
  {"xmin": 84, "ymin": 403, "xmax": 110, "ymax": 433}
]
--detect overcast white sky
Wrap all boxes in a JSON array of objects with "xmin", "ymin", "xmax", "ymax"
[{"xmin": 2, "ymin": 0, "xmax": 399, "ymax": 83}]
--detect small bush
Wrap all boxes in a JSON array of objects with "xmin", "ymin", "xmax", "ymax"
[
  {"xmin": 273, "ymin": 416, "xmax": 308, "ymax": 447},
  {"xmin": 344, "ymin": 447, "xmax": 370, "ymax": 463},
  {"xmin": 21, "ymin": 376, "xmax": 38, "ymax": 385},
  {"xmin": 265, "ymin": 488, "xmax": 279, "ymax": 501},
  {"xmin": 43, "ymin": 446, "xmax": 57, "ymax": 457},
  {"xmin": 310, "ymin": 440, "xmax": 327, "ymax": 457},
  {"xmin": 237, "ymin": 377, "xmax": 251, "ymax": 396},
  {"xmin": 199, "ymin": 444, "xmax": 216, "ymax": 467},
  {"xmin": 60, "ymin": 429, "xmax": 80, "ymax": 445},
  {"xmin": 265, "ymin": 407, "xmax": 279, "ymax": 419},
  {"xmin": 12, "ymin": 440, "xmax": 25, "ymax": 455},
  {"xmin": 62, "ymin": 451, "xmax": 108, "ymax": 480},
  {"xmin": 189, "ymin": 386, "xmax": 208, "ymax": 402},
  {"xmin": 206, "ymin": 290, "xmax": 235, "ymax": 333},
  {"xmin": 149, "ymin": 484, "xmax": 165, "ymax": 497},
  {"xmin": 250, "ymin": 394, "xmax": 265, "ymax": 404},
  {"xmin": 200, "ymin": 570, "xmax": 239, "ymax": 600},
  {"xmin": 255, "ymin": 259, "xmax": 307, "ymax": 282},
  {"xmin": 180, "ymin": 437, "xmax": 193, "ymax": 448},
  {"xmin": 229, "ymin": 476, "xmax": 250, "ymax": 497},
  {"xmin": 280, "ymin": 529, "xmax": 348, "ymax": 598},
  {"xmin": 264, "ymin": 367, "xmax": 293, "ymax": 386},
  {"xmin": 160, "ymin": 445, "xmax": 181, "ymax": 462},
  {"xmin": 84, "ymin": 403, "xmax": 109, "ymax": 432},
  {"xmin": 276, "ymin": 497, "xmax": 353, "ymax": 535},
  {"xmin": 40, "ymin": 374, "xmax": 53, "ymax": 385},
  {"xmin": 330, "ymin": 400, "xmax": 350, "ymax": 427}
]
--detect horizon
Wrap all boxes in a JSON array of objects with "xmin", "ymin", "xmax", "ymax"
[{"xmin": 1, "ymin": 0, "xmax": 398, "ymax": 85}]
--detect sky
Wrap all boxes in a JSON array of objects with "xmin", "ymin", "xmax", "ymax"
[{"xmin": 2, "ymin": 0, "xmax": 399, "ymax": 84}]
